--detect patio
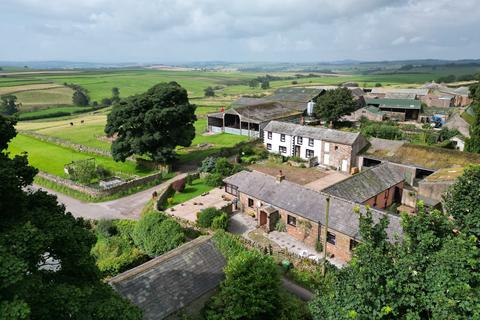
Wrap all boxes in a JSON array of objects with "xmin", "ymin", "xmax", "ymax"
[{"xmin": 165, "ymin": 187, "xmax": 232, "ymax": 223}]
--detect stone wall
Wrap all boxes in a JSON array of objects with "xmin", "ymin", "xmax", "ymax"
[{"xmin": 38, "ymin": 170, "xmax": 171, "ymax": 198}]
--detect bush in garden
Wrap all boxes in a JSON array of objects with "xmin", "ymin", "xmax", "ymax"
[
  {"xmin": 200, "ymin": 156, "xmax": 217, "ymax": 173},
  {"xmin": 95, "ymin": 165, "xmax": 112, "ymax": 179},
  {"xmin": 91, "ymin": 235, "xmax": 147, "ymax": 277},
  {"xmin": 275, "ymin": 220, "xmax": 286, "ymax": 232},
  {"xmin": 205, "ymin": 172, "xmax": 224, "ymax": 187},
  {"xmin": 185, "ymin": 174, "xmax": 195, "ymax": 185},
  {"xmin": 167, "ymin": 197, "xmax": 175, "ymax": 207},
  {"xmin": 211, "ymin": 212, "xmax": 229, "ymax": 230},
  {"xmin": 212, "ymin": 231, "xmax": 246, "ymax": 260},
  {"xmin": 133, "ymin": 211, "xmax": 185, "ymax": 257},
  {"xmin": 214, "ymin": 158, "xmax": 234, "ymax": 177},
  {"xmin": 113, "ymin": 219, "xmax": 137, "ymax": 243},
  {"xmin": 197, "ymin": 207, "xmax": 224, "ymax": 228},
  {"xmin": 315, "ymin": 239, "xmax": 323, "ymax": 253},
  {"xmin": 96, "ymin": 219, "xmax": 118, "ymax": 237},
  {"xmin": 171, "ymin": 178, "xmax": 186, "ymax": 192}
]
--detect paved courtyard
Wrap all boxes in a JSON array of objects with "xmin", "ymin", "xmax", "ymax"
[
  {"xmin": 165, "ymin": 187, "xmax": 232, "ymax": 223},
  {"xmin": 303, "ymin": 171, "xmax": 349, "ymax": 191}
]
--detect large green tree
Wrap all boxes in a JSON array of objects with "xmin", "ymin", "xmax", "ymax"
[
  {"xmin": 1, "ymin": 94, "xmax": 19, "ymax": 115},
  {"xmin": 205, "ymin": 250, "xmax": 281, "ymax": 320},
  {"xmin": 72, "ymin": 89, "xmax": 90, "ymax": 106},
  {"xmin": 105, "ymin": 82, "xmax": 196, "ymax": 163},
  {"xmin": 310, "ymin": 205, "xmax": 480, "ymax": 319},
  {"xmin": 0, "ymin": 116, "xmax": 142, "ymax": 320},
  {"xmin": 313, "ymin": 87, "xmax": 358, "ymax": 124},
  {"xmin": 444, "ymin": 165, "xmax": 480, "ymax": 240}
]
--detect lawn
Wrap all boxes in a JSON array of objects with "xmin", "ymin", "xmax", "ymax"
[
  {"xmin": 167, "ymin": 178, "xmax": 214, "ymax": 207},
  {"xmin": 8, "ymin": 134, "xmax": 153, "ymax": 178}
]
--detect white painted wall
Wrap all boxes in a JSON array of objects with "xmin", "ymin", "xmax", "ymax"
[{"xmin": 264, "ymin": 131, "xmax": 325, "ymax": 160}]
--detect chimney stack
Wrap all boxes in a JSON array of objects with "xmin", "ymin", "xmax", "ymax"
[{"xmin": 276, "ymin": 170, "xmax": 285, "ymax": 183}]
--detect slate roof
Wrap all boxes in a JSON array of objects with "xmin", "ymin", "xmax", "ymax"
[
  {"xmin": 371, "ymin": 88, "xmax": 429, "ymax": 96},
  {"xmin": 224, "ymin": 170, "xmax": 403, "ymax": 241},
  {"xmin": 363, "ymin": 138, "xmax": 480, "ymax": 170},
  {"xmin": 366, "ymin": 98, "xmax": 421, "ymax": 110},
  {"xmin": 264, "ymin": 120, "xmax": 362, "ymax": 145},
  {"xmin": 109, "ymin": 236, "xmax": 226, "ymax": 320},
  {"xmin": 226, "ymin": 102, "xmax": 303, "ymax": 123},
  {"xmin": 323, "ymin": 163, "xmax": 405, "ymax": 203}
]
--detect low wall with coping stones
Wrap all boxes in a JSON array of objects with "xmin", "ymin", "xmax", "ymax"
[{"xmin": 38, "ymin": 170, "xmax": 171, "ymax": 198}]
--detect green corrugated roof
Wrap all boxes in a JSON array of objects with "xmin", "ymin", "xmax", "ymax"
[
  {"xmin": 366, "ymin": 98, "xmax": 421, "ymax": 110},
  {"xmin": 366, "ymin": 106, "xmax": 385, "ymax": 115}
]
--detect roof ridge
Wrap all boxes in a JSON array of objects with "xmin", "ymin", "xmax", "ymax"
[{"xmin": 109, "ymin": 235, "xmax": 214, "ymax": 284}]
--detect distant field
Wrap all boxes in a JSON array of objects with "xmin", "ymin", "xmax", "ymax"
[
  {"xmin": 15, "ymin": 87, "xmax": 74, "ymax": 110},
  {"xmin": 17, "ymin": 106, "xmax": 92, "ymax": 120},
  {"xmin": 8, "ymin": 134, "xmax": 152, "ymax": 178}
]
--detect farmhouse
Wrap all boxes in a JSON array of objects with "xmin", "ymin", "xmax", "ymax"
[
  {"xmin": 206, "ymin": 87, "xmax": 324, "ymax": 138},
  {"xmin": 263, "ymin": 120, "xmax": 368, "ymax": 172},
  {"xmin": 224, "ymin": 170, "xmax": 402, "ymax": 262},
  {"xmin": 109, "ymin": 236, "xmax": 226, "ymax": 320},
  {"xmin": 365, "ymin": 98, "xmax": 422, "ymax": 121},
  {"xmin": 323, "ymin": 163, "xmax": 404, "ymax": 210}
]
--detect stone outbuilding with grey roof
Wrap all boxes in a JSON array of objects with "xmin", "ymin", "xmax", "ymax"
[
  {"xmin": 323, "ymin": 163, "xmax": 405, "ymax": 210},
  {"xmin": 224, "ymin": 170, "xmax": 402, "ymax": 262},
  {"xmin": 109, "ymin": 236, "xmax": 226, "ymax": 320},
  {"xmin": 206, "ymin": 87, "xmax": 324, "ymax": 138},
  {"xmin": 263, "ymin": 120, "xmax": 368, "ymax": 173}
]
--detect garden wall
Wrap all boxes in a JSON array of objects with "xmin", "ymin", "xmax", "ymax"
[{"xmin": 38, "ymin": 170, "xmax": 172, "ymax": 198}]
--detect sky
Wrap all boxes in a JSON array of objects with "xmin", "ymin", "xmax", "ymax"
[{"xmin": 1, "ymin": 0, "xmax": 479, "ymax": 63}]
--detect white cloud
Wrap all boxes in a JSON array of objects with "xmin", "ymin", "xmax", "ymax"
[{"xmin": 0, "ymin": 0, "xmax": 479, "ymax": 61}]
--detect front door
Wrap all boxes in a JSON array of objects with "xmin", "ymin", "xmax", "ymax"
[
  {"xmin": 259, "ymin": 211, "xmax": 267, "ymax": 229},
  {"xmin": 295, "ymin": 145, "xmax": 301, "ymax": 157},
  {"xmin": 341, "ymin": 159, "xmax": 348, "ymax": 172}
]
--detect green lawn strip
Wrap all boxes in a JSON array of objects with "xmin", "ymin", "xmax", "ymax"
[
  {"xmin": 167, "ymin": 178, "xmax": 214, "ymax": 207},
  {"xmin": 34, "ymin": 172, "xmax": 175, "ymax": 203},
  {"xmin": 8, "ymin": 134, "xmax": 153, "ymax": 178}
]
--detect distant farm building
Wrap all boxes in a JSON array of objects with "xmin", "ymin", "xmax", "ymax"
[{"xmin": 206, "ymin": 87, "xmax": 324, "ymax": 138}]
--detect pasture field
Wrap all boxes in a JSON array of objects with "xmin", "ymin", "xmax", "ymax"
[
  {"xmin": 15, "ymin": 86, "xmax": 74, "ymax": 110},
  {"xmin": 8, "ymin": 134, "xmax": 153, "ymax": 178},
  {"xmin": 17, "ymin": 106, "xmax": 95, "ymax": 120}
]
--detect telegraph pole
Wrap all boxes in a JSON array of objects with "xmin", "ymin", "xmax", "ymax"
[{"xmin": 321, "ymin": 196, "xmax": 330, "ymax": 276}]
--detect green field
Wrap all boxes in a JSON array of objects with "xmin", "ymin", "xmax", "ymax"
[{"xmin": 8, "ymin": 134, "xmax": 152, "ymax": 178}]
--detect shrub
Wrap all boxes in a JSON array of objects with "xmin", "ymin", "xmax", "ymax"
[
  {"xmin": 275, "ymin": 220, "xmax": 286, "ymax": 232},
  {"xmin": 68, "ymin": 159, "xmax": 97, "ymax": 184},
  {"xmin": 197, "ymin": 207, "xmax": 224, "ymax": 228},
  {"xmin": 171, "ymin": 178, "xmax": 186, "ymax": 192},
  {"xmin": 212, "ymin": 231, "xmax": 246, "ymax": 260},
  {"xmin": 114, "ymin": 219, "xmax": 137, "ymax": 243},
  {"xmin": 133, "ymin": 211, "xmax": 185, "ymax": 257},
  {"xmin": 167, "ymin": 197, "xmax": 175, "ymax": 207},
  {"xmin": 95, "ymin": 165, "xmax": 112, "ymax": 179},
  {"xmin": 91, "ymin": 235, "xmax": 147, "ymax": 277},
  {"xmin": 211, "ymin": 212, "xmax": 229, "ymax": 230},
  {"xmin": 315, "ymin": 239, "xmax": 323, "ymax": 253},
  {"xmin": 213, "ymin": 158, "xmax": 234, "ymax": 177},
  {"xmin": 185, "ymin": 174, "xmax": 195, "ymax": 185},
  {"xmin": 200, "ymin": 156, "xmax": 217, "ymax": 173},
  {"xmin": 205, "ymin": 172, "xmax": 224, "ymax": 187},
  {"xmin": 96, "ymin": 219, "xmax": 117, "ymax": 238}
]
